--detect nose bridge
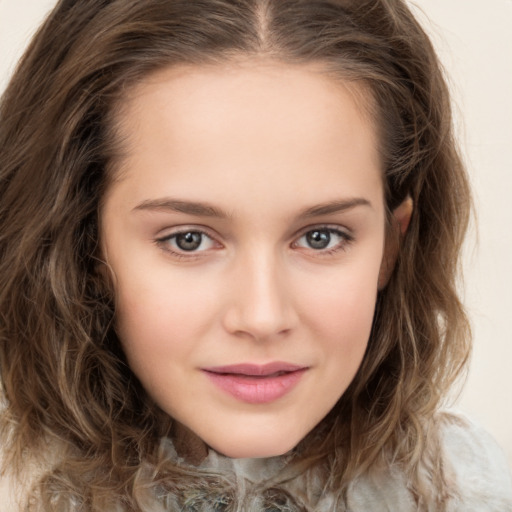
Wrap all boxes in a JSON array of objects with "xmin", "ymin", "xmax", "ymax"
[{"xmin": 224, "ymin": 244, "xmax": 296, "ymax": 339}]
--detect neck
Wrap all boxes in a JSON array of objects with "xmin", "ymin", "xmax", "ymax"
[{"xmin": 171, "ymin": 421, "xmax": 209, "ymax": 465}]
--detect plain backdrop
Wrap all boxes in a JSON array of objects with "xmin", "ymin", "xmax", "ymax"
[{"xmin": 1, "ymin": 0, "xmax": 511, "ymax": 467}]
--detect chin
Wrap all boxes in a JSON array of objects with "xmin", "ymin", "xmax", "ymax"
[{"xmin": 210, "ymin": 435, "xmax": 299, "ymax": 459}]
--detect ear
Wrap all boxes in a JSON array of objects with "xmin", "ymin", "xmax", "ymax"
[{"xmin": 377, "ymin": 196, "xmax": 413, "ymax": 290}]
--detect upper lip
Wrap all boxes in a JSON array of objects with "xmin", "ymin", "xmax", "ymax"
[{"xmin": 202, "ymin": 362, "xmax": 307, "ymax": 377}]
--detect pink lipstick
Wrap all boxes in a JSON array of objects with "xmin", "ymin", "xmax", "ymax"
[{"xmin": 202, "ymin": 362, "xmax": 307, "ymax": 404}]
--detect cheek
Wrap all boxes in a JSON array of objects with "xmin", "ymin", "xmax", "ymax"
[
  {"xmin": 318, "ymin": 290, "xmax": 376, "ymax": 375},
  {"xmin": 113, "ymin": 270, "xmax": 219, "ymax": 363},
  {"xmin": 302, "ymin": 260, "xmax": 380, "ymax": 335},
  {"xmin": 298, "ymin": 258, "xmax": 381, "ymax": 380},
  {"xmin": 309, "ymin": 280, "xmax": 376, "ymax": 326}
]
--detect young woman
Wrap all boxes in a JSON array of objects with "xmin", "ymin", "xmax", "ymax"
[{"xmin": 1, "ymin": 0, "xmax": 511, "ymax": 510}]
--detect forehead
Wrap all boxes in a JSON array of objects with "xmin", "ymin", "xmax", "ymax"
[
  {"xmin": 116, "ymin": 59, "xmax": 378, "ymax": 154},
  {"xmin": 107, "ymin": 60, "xmax": 383, "ymax": 214}
]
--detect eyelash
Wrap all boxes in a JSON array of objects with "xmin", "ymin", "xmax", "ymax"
[
  {"xmin": 155, "ymin": 228, "xmax": 218, "ymax": 260},
  {"xmin": 292, "ymin": 226, "xmax": 354, "ymax": 256},
  {"xmin": 155, "ymin": 225, "xmax": 354, "ymax": 259}
]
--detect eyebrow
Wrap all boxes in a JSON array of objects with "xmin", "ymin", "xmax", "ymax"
[
  {"xmin": 299, "ymin": 198, "xmax": 372, "ymax": 218},
  {"xmin": 132, "ymin": 196, "xmax": 372, "ymax": 218},
  {"xmin": 133, "ymin": 198, "xmax": 229, "ymax": 218}
]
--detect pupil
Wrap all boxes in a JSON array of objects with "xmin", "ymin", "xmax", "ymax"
[
  {"xmin": 176, "ymin": 232, "xmax": 202, "ymax": 251},
  {"xmin": 307, "ymin": 230, "xmax": 330, "ymax": 249}
]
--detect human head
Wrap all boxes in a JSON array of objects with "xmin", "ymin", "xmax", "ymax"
[{"xmin": 0, "ymin": 0, "xmax": 470, "ymax": 500}]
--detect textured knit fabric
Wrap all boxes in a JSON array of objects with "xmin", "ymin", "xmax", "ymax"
[
  {"xmin": 188, "ymin": 412, "xmax": 512, "ymax": 511},
  {"xmin": 1, "ymin": 412, "xmax": 511, "ymax": 511}
]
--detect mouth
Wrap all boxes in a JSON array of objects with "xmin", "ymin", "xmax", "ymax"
[{"xmin": 202, "ymin": 362, "xmax": 308, "ymax": 404}]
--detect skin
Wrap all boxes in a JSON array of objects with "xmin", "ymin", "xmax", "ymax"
[{"xmin": 101, "ymin": 61, "xmax": 410, "ymax": 459}]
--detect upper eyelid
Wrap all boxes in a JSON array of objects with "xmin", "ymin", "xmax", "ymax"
[
  {"xmin": 155, "ymin": 225, "xmax": 218, "ymax": 241},
  {"xmin": 154, "ymin": 223, "xmax": 352, "ymax": 241},
  {"xmin": 292, "ymin": 223, "xmax": 353, "ymax": 240},
  {"xmin": 153, "ymin": 220, "xmax": 354, "ymax": 243}
]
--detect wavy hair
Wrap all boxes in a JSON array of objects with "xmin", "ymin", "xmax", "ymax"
[{"xmin": 0, "ymin": 0, "xmax": 471, "ymax": 509}]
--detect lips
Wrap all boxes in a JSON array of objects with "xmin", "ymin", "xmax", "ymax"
[{"xmin": 202, "ymin": 362, "xmax": 308, "ymax": 404}]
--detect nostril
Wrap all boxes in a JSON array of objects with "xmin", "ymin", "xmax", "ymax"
[
  {"xmin": 221, "ymin": 257, "xmax": 298, "ymax": 339},
  {"xmin": 222, "ymin": 296, "xmax": 297, "ymax": 341}
]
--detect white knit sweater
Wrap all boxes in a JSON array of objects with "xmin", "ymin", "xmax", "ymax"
[
  {"xmin": 1, "ymin": 412, "xmax": 511, "ymax": 511},
  {"xmin": 196, "ymin": 412, "xmax": 512, "ymax": 511}
]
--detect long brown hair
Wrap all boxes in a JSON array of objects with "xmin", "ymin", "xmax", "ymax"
[{"xmin": 0, "ymin": 0, "xmax": 471, "ymax": 509}]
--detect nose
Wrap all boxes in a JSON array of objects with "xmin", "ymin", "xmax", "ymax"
[{"xmin": 222, "ymin": 250, "xmax": 298, "ymax": 341}]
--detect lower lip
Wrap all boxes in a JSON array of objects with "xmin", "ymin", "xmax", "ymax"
[{"xmin": 203, "ymin": 369, "xmax": 307, "ymax": 404}]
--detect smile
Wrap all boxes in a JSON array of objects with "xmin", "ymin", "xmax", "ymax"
[{"xmin": 202, "ymin": 363, "xmax": 308, "ymax": 404}]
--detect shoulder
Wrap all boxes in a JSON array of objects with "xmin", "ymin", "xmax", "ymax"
[
  {"xmin": 343, "ymin": 411, "xmax": 512, "ymax": 512},
  {"xmin": 0, "ymin": 407, "xmax": 19, "ymax": 511},
  {"xmin": 0, "ymin": 444, "xmax": 24, "ymax": 512},
  {"xmin": 0, "ymin": 411, "xmax": 55, "ymax": 512},
  {"xmin": 438, "ymin": 410, "xmax": 512, "ymax": 511},
  {"xmin": 0, "ymin": 441, "xmax": 51, "ymax": 512}
]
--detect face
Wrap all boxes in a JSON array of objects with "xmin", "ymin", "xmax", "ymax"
[{"xmin": 101, "ymin": 61, "xmax": 387, "ymax": 458}]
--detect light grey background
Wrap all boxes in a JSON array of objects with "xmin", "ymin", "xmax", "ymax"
[{"xmin": 1, "ymin": 0, "xmax": 511, "ymax": 466}]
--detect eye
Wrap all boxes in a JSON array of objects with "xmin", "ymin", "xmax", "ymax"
[
  {"xmin": 157, "ymin": 229, "xmax": 217, "ymax": 254},
  {"xmin": 294, "ymin": 227, "xmax": 352, "ymax": 252}
]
